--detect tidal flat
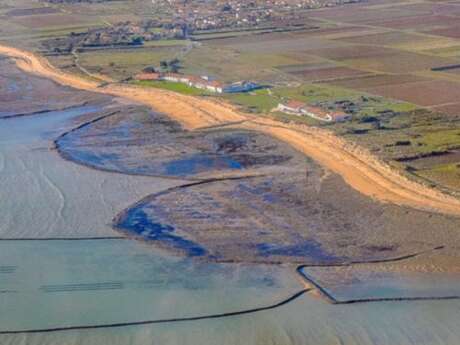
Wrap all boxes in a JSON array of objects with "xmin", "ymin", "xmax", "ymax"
[
  {"xmin": 54, "ymin": 102, "xmax": 460, "ymax": 265},
  {"xmin": 2, "ymin": 55, "xmax": 460, "ymax": 345}
]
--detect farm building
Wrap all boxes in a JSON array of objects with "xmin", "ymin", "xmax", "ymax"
[
  {"xmin": 134, "ymin": 72, "xmax": 260, "ymax": 94},
  {"xmin": 223, "ymin": 81, "xmax": 262, "ymax": 93},
  {"xmin": 277, "ymin": 101, "xmax": 350, "ymax": 122},
  {"xmin": 188, "ymin": 76, "xmax": 224, "ymax": 93},
  {"xmin": 277, "ymin": 100, "xmax": 308, "ymax": 115},
  {"xmin": 135, "ymin": 72, "xmax": 162, "ymax": 81}
]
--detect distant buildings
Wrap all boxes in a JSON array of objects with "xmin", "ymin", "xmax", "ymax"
[
  {"xmin": 223, "ymin": 81, "xmax": 262, "ymax": 93},
  {"xmin": 135, "ymin": 72, "xmax": 262, "ymax": 94},
  {"xmin": 277, "ymin": 100, "xmax": 350, "ymax": 122}
]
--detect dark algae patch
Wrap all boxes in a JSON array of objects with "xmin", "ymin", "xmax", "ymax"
[
  {"xmin": 256, "ymin": 241, "xmax": 340, "ymax": 262},
  {"xmin": 55, "ymin": 109, "xmax": 299, "ymax": 179},
  {"xmin": 163, "ymin": 154, "xmax": 243, "ymax": 176},
  {"xmin": 116, "ymin": 203, "xmax": 207, "ymax": 257}
]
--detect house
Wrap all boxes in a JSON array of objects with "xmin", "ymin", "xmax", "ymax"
[
  {"xmin": 223, "ymin": 81, "xmax": 261, "ymax": 93},
  {"xmin": 277, "ymin": 100, "xmax": 308, "ymax": 115},
  {"xmin": 135, "ymin": 72, "xmax": 161, "ymax": 81},
  {"xmin": 277, "ymin": 101, "xmax": 351, "ymax": 122},
  {"xmin": 163, "ymin": 73, "xmax": 188, "ymax": 83},
  {"xmin": 206, "ymin": 80, "xmax": 224, "ymax": 93},
  {"xmin": 187, "ymin": 76, "xmax": 224, "ymax": 93}
]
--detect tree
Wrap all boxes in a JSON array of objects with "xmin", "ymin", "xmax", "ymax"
[
  {"xmin": 142, "ymin": 66, "xmax": 157, "ymax": 73},
  {"xmin": 131, "ymin": 35, "xmax": 144, "ymax": 45},
  {"xmin": 170, "ymin": 58, "xmax": 180, "ymax": 66},
  {"xmin": 170, "ymin": 64, "xmax": 180, "ymax": 73}
]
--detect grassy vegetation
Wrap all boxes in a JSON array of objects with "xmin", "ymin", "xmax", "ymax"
[
  {"xmin": 143, "ymin": 40, "xmax": 190, "ymax": 47},
  {"xmin": 223, "ymin": 83, "xmax": 418, "ymax": 120},
  {"xmin": 224, "ymin": 89, "xmax": 279, "ymax": 113},
  {"xmin": 77, "ymin": 47, "xmax": 180, "ymax": 80},
  {"xmin": 414, "ymin": 129, "xmax": 460, "ymax": 153},
  {"xmin": 132, "ymin": 80, "xmax": 208, "ymax": 96},
  {"xmin": 417, "ymin": 163, "xmax": 460, "ymax": 191}
]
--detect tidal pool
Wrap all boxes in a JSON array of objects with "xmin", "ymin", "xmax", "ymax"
[{"xmin": 2, "ymin": 74, "xmax": 460, "ymax": 345}]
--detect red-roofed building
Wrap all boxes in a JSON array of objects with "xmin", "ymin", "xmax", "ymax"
[
  {"xmin": 135, "ymin": 72, "xmax": 161, "ymax": 81},
  {"xmin": 277, "ymin": 100, "xmax": 307, "ymax": 115},
  {"xmin": 277, "ymin": 101, "xmax": 350, "ymax": 122}
]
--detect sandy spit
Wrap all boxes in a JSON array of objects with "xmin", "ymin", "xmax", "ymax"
[{"xmin": 2, "ymin": 44, "xmax": 460, "ymax": 216}]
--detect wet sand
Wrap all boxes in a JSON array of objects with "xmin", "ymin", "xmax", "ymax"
[{"xmin": 51, "ymin": 107, "xmax": 460, "ymax": 266}]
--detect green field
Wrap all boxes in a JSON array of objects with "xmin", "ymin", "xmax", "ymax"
[{"xmin": 132, "ymin": 80, "xmax": 208, "ymax": 96}]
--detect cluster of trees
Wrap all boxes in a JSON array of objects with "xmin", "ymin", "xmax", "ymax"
[
  {"xmin": 42, "ymin": 20, "xmax": 187, "ymax": 53},
  {"xmin": 142, "ymin": 58, "xmax": 182, "ymax": 74}
]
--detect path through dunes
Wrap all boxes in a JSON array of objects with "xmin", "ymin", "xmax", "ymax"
[{"xmin": 2, "ymin": 44, "xmax": 460, "ymax": 216}]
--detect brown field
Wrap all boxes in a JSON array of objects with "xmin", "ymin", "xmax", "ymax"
[
  {"xmin": 365, "ymin": 80, "xmax": 460, "ymax": 107},
  {"xmin": 430, "ymin": 103, "xmax": 460, "ymax": 117},
  {"xmin": 313, "ymin": 46, "xmax": 454, "ymax": 73},
  {"xmin": 10, "ymin": 14, "xmax": 100, "ymax": 29},
  {"xmin": 6, "ymin": 7, "xmax": 60, "ymax": 16},
  {"xmin": 312, "ymin": 46, "xmax": 391, "ymax": 61},
  {"xmin": 208, "ymin": 32, "xmax": 348, "ymax": 53},
  {"xmin": 292, "ymin": 66, "xmax": 372, "ymax": 82},
  {"xmin": 333, "ymin": 31, "xmax": 433, "ymax": 47},
  {"xmin": 426, "ymin": 25, "xmax": 460, "ymax": 39},
  {"xmin": 353, "ymin": 54, "xmax": 453, "ymax": 74},
  {"xmin": 370, "ymin": 15, "xmax": 460, "ymax": 30},
  {"xmin": 328, "ymin": 74, "xmax": 428, "ymax": 90},
  {"xmin": 308, "ymin": 4, "xmax": 432, "ymax": 23},
  {"xmin": 288, "ymin": 26, "xmax": 383, "ymax": 40}
]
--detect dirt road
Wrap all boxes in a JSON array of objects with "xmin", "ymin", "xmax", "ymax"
[{"xmin": 2, "ymin": 44, "xmax": 460, "ymax": 216}]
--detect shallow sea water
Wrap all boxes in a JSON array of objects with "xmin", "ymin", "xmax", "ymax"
[
  {"xmin": 0, "ymin": 107, "xmax": 182, "ymax": 238},
  {"xmin": 1, "ymin": 94, "xmax": 460, "ymax": 344}
]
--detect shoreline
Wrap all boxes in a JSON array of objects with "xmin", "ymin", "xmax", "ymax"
[{"xmin": 2, "ymin": 44, "xmax": 460, "ymax": 216}]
